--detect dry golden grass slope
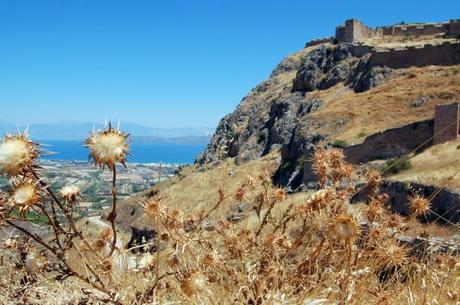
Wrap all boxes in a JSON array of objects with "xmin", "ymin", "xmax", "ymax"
[
  {"xmin": 390, "ymin": 138, "xmax": 460, "ymax": 192},
  {"xmin": 311, "ymin": 65, "xmax": 460, "ymax": 144}
]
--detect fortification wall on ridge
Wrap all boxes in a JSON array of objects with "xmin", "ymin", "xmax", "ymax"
[
  {"xmin": 305, "ymin": 37, "xmax": 333, "ymax": 48},
  {"xmin": 343, "ymin": 120, "xmax": 434, "ymax": 164},
  {"xmin": 336, "ymin": 19, "xmax": 378, "ymax": 43},
  {"xmin": 369, "ymin": 42, "xmax": 460, "ymax": 69},
  {"xmin": 434, "ymin": 102, "xmax": 459, "ymax": 144},
  {"xmin": 335, "ymin": 19, "xmax": 460, "ymax": 43},
  {"xmin": 343, "ymin": 102, "xmax": 460, "ymax": 164}
]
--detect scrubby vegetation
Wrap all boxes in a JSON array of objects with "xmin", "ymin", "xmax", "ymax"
[
  {"xmin": 382, "ymin": 156, "xmax": 413, "ymax": 176},
  {"xmin": 0, "ymin": 127, "xmax": 459, "ymax": 305},
  {"xmin": 331, "ymin": 139, "xmax": 349, "ymax": 148}
]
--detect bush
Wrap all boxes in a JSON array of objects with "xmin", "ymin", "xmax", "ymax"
[
  {"xmin": 331, "ymin": 139, "xmax": 349, "ymax": 148},
  {"xmin": 381, "ymin": 156, "xmax": 412, "ymax": 176}
]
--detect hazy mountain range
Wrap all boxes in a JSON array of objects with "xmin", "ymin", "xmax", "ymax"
[{"xmin": 0, "ymin": 121, "xmax": 213, "ymax": 145}]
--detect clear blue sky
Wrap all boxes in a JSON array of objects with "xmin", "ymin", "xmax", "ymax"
[{"xmin": 0, "ymin": 0, "xmax": 458, "ymax": 128}]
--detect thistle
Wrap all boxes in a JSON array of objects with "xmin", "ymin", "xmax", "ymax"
[
  {"xmin": 85, "ymin": 122, "xmax": 129, "ymax": 170},
  {"xmin": 181, "ymin": 272, "xmax": 207, "ymax": 297},
  {"xmin": 9, "ymin": 182, "xmax": 40, "ymax": 213},
  {"xmin": 59, "ymin": 185, "xmax": 81, "ymax": 203},
  {"xmin": 376, "ymin": 240, "xmax": 408, "ymax": 269},
  {"xmin": 409, "ymin": 195, "xmax": 431, "ymax": 217},
  {"xmin": 0, "ymin": 132, "xmax": 39, "ymax": 176},
  {"xmin": 328, "ymin": 214, "xmax": 360, "ymax": 242},
  {"xmin": 140, "ymin": 198, "xmax": 161, "ymax": 218}
]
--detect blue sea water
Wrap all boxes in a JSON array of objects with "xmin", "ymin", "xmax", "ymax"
[{"xmin": 40, "ymin": 140, "xmax": 206, "ymax": 164}]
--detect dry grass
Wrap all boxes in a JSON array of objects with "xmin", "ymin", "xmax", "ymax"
[
  {"xmin": 311, "ymin": 65, "xmax": 460, "ymax": 144},
  {"xmin": 2, "ymin": 142, "xmax": 460, "ymax": 305},
  {"xmin": 390, "ymin": 138, "xmax": 460, "ymax": 192}
]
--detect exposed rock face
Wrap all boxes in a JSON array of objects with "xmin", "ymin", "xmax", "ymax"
[
  {"xmin": 274, "ymin": 132, "xmax": 325, "ymax": 190},
  {"xmin": 127, "ymin": 226, "xmax": 156, "ymax": 253},
  {"xmin": 196, "ymin": 92, "xmax": 326, "ymax": 166},
  {"xmin": 292, "ymin": 43, "xmax": 392, "ymax": 93},
  {"xmin": 352, "ymin": 64, "xmax": 393, "ymax": 93}
]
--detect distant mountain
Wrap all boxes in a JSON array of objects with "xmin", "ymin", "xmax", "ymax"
[
  {"xmin": 0, "ymin": 121, "xmax": 214, "ymax": 144},
  {"xmin": 130, "ymin": 135, "xmax": 211, "ymax": 145}
]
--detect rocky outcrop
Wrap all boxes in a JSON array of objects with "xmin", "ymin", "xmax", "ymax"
[
  {"xmin": 352, "ymin": 180, "xmax": 460, "ymax": 223},
  {"xmin": 292, "ymin": 44, "xmax": 392, "ymax": 93},
  {"xmin": 352, "ymin": 64, "xmax": 393, "ymax": 93},
  {"xmin": 196, "ymin": 87, "xmax": 324, "ymax": 165}
]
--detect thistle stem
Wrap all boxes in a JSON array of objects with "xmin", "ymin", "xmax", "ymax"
[{"xmin": 108, "ymin": 164, "xmax": 118, "ymax": 256}]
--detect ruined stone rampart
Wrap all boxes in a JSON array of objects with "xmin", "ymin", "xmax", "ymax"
[
  {"xmin": 343, "ymin": 102, "xmax": 460, "ymax": 165},
  {"xmin": 434, "ymin": 102, "xmax": 459, "ymax": 144},
  {"xmin": 344, "ymin": 120, "xmax": 434, "ymax": 164},
  {"xmin": 336, "ymin": 19, "xmax": 460, "ymax": 43},
  {"xmin": 336, "ymin": 19, "xmax": 379, "ymax": 43},
  {"xmin": 369, "ymin": 42, "xmax": 460, "ymax": 69},
  {"xmin": 305, "ymin": 37, "xmax": 333, "ymax": 48}
]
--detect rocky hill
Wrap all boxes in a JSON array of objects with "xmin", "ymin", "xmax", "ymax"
[
  {"xmin": 120, "ymin": 18, "xmax": 460, "ymax": 243},
  {"xmin": 197, "ymin": 19, "xmax": 460, "ymax": 191}
]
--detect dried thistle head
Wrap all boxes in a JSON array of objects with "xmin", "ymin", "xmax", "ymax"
[
  {"xmin": 9, "ymin": 182, "xmax": 40, "ymax": 213},
  {"xmin": 328, "ymin": 214, "xmax": 360, "ymax": 242},
  {"xmin": 273, "ymin": 188, "xmax": 286, "ymax": 202},
  {"xmin": 201, "ymin": 252, "xmax": 216, "ymax": 267},
  {"xmin": 0, "ymin": 132, "xmax": 38, "ymax": 176},
  {"xmin": 366, "ymin": 198, "xmax": 384, "ymax": 223},
  {"xmin": 409, "ymin": 195, "xmax": 431, "ymax": 217},
  {"xmin": 386, "ymin": 213, "xmax": 405, "ymax": 230},
  {"xmin": 59, "ymin": 185, "xmax": 81, "ymax": 203},
  {"xmin": 85, "ymin": 123, "xmax": 129, "ymax": 169},
  {"xmin": 241, "ymin": 175, "xmax": 256, "ymax": 188},
  {"xmin": 140, "ymin": 198, "xmax": 160, "ymax": 218},
  {"xmin": 307, "ymin": 189, "xmax": 333, "ymax": 212},
  {"xmin": 376, "ymin": 240, "xmax": 408, "ymax": 269},
  {"xmin": 180, "ymin": 272, "xmax": 207, "ymax": 297},
  {"xmin": 234, "ymin": 187, "xmax": 246, "ymax": 202},
  {"xmin": 366, "ymin": 169, "xmax": 382, "ymax": 190}
]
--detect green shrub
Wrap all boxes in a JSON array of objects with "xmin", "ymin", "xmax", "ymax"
[
  {"xmin": 381, "ymin": 156, "xmax": 412, "ymax": 176},
  {"xmin": 331, "ymin": 139, "xmax": 349, "ymax": 148}
]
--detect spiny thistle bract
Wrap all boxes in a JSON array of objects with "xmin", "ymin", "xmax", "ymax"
[
  {"xmin": 409, "ymin": 195, "xmax": 431, "ymax": 217},
  {"xmin": 0, "ymin": 135, "xmax": 458, "ymax": 305},
  {"xmin": 59, "ymin": 185, "xmax": 81, "ymax": 203},
  {"xmin": 0, "ymin": 132, "xmax": 39, "ymax": 176},
  {"xmin": 328, "ymin": 213, "xmax": 360, "ymax": 242},
  {"xmin": 85, "ymin": 122, "xmax": 129, "ymax": 169},
  {"xmin": 9, "ymin": 182, "xmax": 40, "ymax": 213}
]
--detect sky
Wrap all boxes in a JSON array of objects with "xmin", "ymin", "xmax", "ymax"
[{"xmin": 0, "ymin": 0, "xmax": 459, "ymax": 128}]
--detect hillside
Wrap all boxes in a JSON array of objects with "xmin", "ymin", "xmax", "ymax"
[{"xmin": 4, "ymin": 18, "xmax": 460, "ymax": 305}]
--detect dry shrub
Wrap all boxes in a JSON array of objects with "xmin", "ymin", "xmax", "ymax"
[{"xmin": 0, "ymin": 127, "xmax": 459, "ymax": 305}]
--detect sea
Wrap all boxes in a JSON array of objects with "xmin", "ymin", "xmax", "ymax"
[{"xmin": 40, "ymin": 140, "xmax": 206, "ymax": 164}]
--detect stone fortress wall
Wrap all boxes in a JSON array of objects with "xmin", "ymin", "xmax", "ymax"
[
  {"xmin": 336, "ymin": 18, "xmax": 460, "ymax": 43},
  {"xmin": 304, "ymin": 37, "xmax": 333, "ymax": 48},
  {"xmin": 368, "ymin": 41, "xmax": 460, "ymax": 69},
  {"xmin": 343, "ymin": 102, "xmax": 460, "ymax": 165},
  {"xmin": 304, "ymin": 19, "xmax": 460, "ymax": 71}
]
